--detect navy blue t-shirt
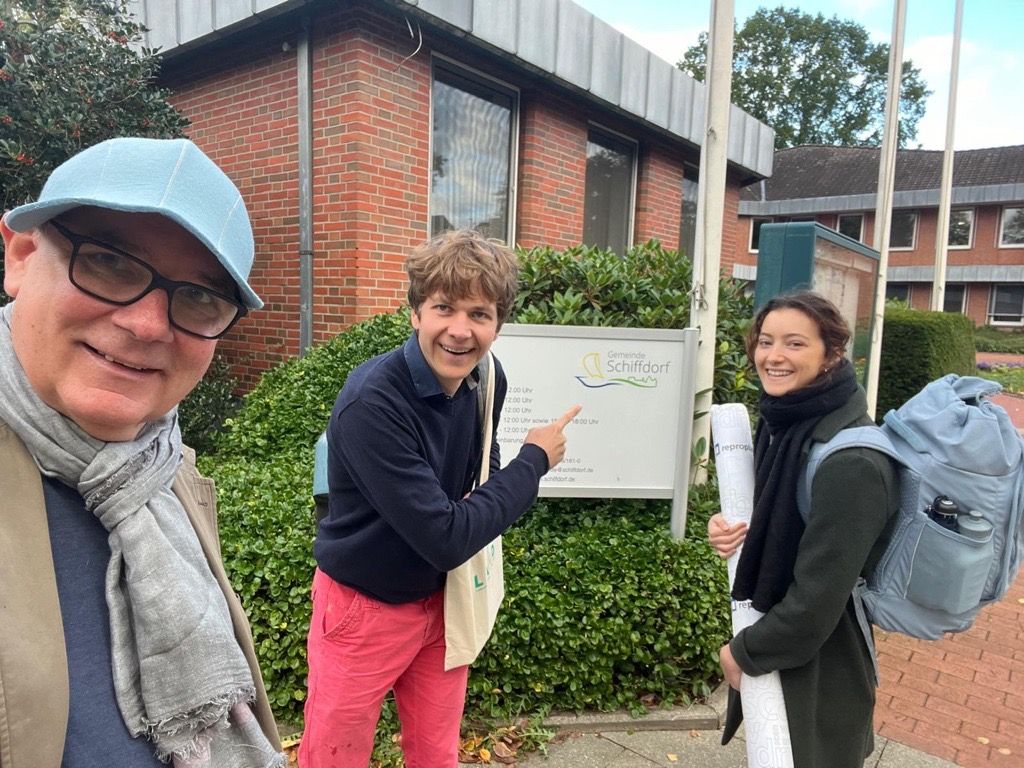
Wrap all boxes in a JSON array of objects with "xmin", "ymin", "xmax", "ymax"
[{"xmin": 43, "ymin": 476, "xmax": 163, "ymax": 767}]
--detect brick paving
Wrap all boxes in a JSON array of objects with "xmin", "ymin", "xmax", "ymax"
[
  {"xmin": 874, "ymin": 573, "xmax": 1024, "ymax": 766},
  {"xmin": 874, "ymin": 359, "xmax": 1024, "ymax": 766}
]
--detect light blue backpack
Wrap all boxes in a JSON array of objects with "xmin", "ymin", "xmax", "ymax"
[{"xmin": 798, "ymin": 375, "xmax": 1024, "ymax": 642}]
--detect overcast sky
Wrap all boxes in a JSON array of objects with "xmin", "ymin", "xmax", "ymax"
[{"xmin": 573, "ymin": 0, "xmax": 1023, "ymax": 151}]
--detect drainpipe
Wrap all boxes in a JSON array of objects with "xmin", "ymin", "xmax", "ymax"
[{"xmin": 298, "ymin": 16, "xmax": 314, "ymax": 355}]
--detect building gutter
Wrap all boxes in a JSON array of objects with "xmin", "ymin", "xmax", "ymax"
[{"xmin": 297, "ymin": 16, "xmax": 314, "ymax": 355}]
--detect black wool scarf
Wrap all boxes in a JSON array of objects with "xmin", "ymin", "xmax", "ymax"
[{"xmin": 732, "ymin": 357, "xmax": 859, "ymax": 613}]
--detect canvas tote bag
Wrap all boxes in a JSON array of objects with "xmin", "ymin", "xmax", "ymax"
[{"xmin": 443, "ymin": 352, "xmax": 505, "ymax": 670}]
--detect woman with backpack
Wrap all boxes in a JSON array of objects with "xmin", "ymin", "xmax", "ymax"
[{"xmin": 707, "ymin": 291, "xmax": 900, "ymax": 768}]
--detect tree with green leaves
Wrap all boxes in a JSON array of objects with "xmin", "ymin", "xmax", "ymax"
[
  {"xmin": 678, "ymin": 6, "xmax": 931, "ymax": 149},
  {"xmin": 0, "ymin": 0, "xmax": 188, "ymax": 299}
]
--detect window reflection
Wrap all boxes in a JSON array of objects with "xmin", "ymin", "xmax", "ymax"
[
  {"xmin": 583, "ymin": 128, "xmax": 635, "ymax": 254},
  {"xmin": 431, "ymin": 65, "xmax": 515, "ymax": 241}
]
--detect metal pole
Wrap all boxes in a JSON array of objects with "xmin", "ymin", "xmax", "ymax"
[
  {"xmin": 670, "ymin": 328, "xmax": 700, "ymax": 540},
  {"xmin": 689, "ymin": 0, "xmax": 734, "ymax": 488},
  {"xmin": 930, "ymin": 0, "xmax": 964, "ymax": 312},
  {"xmin": 298, "ymin": 17, "xmax": 315, "ymax": 355},
  {"xmin": 864, "ymin": 0, "xmax": 907, "ymax": 419}
]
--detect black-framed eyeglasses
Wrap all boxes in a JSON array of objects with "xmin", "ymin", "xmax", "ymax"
[{"xmin": 49, "ymin": 220, "xmax": 248, "ymax": 340}]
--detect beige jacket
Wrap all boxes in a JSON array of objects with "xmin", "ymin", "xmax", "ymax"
[{"xmin": 0, "ymin": 422, "xmax": 280, "ymax": 767}]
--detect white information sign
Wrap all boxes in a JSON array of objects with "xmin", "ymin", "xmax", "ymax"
[{"xmin": 490, "ymin": 325, "xmax": 698, "ymax": 526}]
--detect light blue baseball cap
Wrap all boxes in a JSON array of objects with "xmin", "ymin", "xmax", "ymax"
[{"xmin": 4, "ymin": 137, "xmax": 262, "ymax": 309}]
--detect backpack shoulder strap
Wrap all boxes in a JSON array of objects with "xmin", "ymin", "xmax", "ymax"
[{"xmin": 797, "ymin": 426, "xmax": 904, "ymax": 523}]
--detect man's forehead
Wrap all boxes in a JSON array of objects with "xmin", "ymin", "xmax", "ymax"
[{"xmin": 431, "ymin": 289, "xmax": 496, "ymax": 308}]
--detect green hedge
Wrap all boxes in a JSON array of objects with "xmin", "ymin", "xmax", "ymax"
[
  {"xmin": 198, "ymin": 450, "xmax": 316, "ymax": 720},
  {"xmin": 178, "ymin": 354, "xmax": 239, "ymax": 454},
  {"xmin": 469, "ymin": 496, "xmax": 729, "ymax": 718},
  {"xmin": 877, "ymin": 305, "xmax": 975, "ymax": 417},
  {"xmin": 207, "ymin": 242, "xmax": 743, "ymax": 739},
  {"xmin": 215, "ymin": 309, "xmax": 412, "ymax": 461},
  {"xmin": 974, "ymin": 325, "xmax": 1024, "ymax": 354}
]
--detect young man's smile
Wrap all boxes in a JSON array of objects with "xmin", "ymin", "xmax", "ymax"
[{"xmin": 411, "ymin": 291, "xmax": 499, "ymax": 396}]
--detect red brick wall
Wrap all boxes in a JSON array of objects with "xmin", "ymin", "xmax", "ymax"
[
  {"xmin": 516, "ymin": 96, "xmax": 587, "ymax": 250},
  {"xmin": 309, "ymin": 9, "xmax": 431, "ymax": 343},
  {"xmin": 167, "ymin": 39, "xmax": 301, "ymax": 389},
  {"xmin": 634, "ymin": 143, "xmax": 683, "ymax": 250}
]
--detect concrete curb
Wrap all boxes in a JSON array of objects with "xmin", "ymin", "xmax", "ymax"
[{"xmin": 542, "ymin": 684, "xmax": 729, "ymax": 734}]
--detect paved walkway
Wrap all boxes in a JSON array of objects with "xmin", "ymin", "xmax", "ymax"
[{"xmin": 873, "ymin": 558, "xmax": 1024, "ymax": 767}]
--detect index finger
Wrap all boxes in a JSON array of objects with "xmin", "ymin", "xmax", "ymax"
[{"xmin": 555, "ymin": 404, "xmax": 582, "ymax": 429}]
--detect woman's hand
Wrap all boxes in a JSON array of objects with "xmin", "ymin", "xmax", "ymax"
[
  {"xmin": 719, "ymin": 642, "xmax": 743, "ymax": 690},
  {"xmin": 707, "ymin": 513, "xmax": 748, "ymax": 559}
]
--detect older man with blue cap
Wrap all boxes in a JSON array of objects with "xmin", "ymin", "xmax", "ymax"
[{"xmin": 0, "ymin": 137, "xmax": 283, "ymax": 768}]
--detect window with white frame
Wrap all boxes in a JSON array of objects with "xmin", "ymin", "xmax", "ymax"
[
  {"xmin": 1000, "ymin": 207, "xmax": 1024, "ymax": 247},
  {"xmin": 837, "ymin": 213, "xmax": 863, "ymax": 242},
  {"xmin": 749, "ymin": 218, "xmax": 771, "ymax": 252},
  {"xmin": 583, "ymin": 127, "xmax": 636, "ymax": 255},
  {"xmin": 430, "ymin": 61, "xmax": 517, "ymax": 241},
  {"xmin": 943, "ymin": 284, "xmax": 966, "ymax": 313},
  {"xmin": 947, "ymin": 209, "xmax": 973, "ymax": 248},
  {"xmin": 988, "ymin": 285, "xmax": 1024, "ymax": 324},
  {"xmin": 886, "ymin": 283, "xmax": 910, "ymax": 302},
  {"xmin": 889, "ymin": 211, "xmax": 917, "ymax": 249}
]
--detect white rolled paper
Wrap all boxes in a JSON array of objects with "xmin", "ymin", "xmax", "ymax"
[{"xmin": 711, "ymin": 404, "xmax": 794, "ymax": 768}]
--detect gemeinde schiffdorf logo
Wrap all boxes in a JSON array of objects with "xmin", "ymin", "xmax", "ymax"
[{"xmin": 575, "ymin": 351, "xmax": 671, "ymax": 389}]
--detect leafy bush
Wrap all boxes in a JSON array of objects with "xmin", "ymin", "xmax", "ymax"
[
  {"xmin": 216, "ymin": 309, "xmax": 412, "ymax": 460},
  {"xmin": 469, "ymin": 495, "xmax": 729, "ymax": 717},
  {"xmin": 877, "ymin": 305, "xmax": 975, "ymax": 417},
  {"xmin": 178, "ymin": 354, "xmax": 239, "ymax": 455},
  {"xmin": 198, "ymin": 449, "xmax": 316, "ymax": 724},
  {"xmin": 975, "ymin": 325, "xmax": 1024, "ymax": 354}
]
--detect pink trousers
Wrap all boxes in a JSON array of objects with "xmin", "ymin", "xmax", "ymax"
[{"xmin": 298, "ymin": 568, "xmax": 470, "ymax": 768}]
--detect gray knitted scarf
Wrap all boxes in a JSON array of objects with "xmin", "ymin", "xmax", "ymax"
[{"xmin": 0, "ymin": 303, "xmax": 282, "ymax": 767}]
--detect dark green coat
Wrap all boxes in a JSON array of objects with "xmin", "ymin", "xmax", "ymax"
[{"xmin": 730, "ymin": 391, "xmax": 899, "ymax": 768}]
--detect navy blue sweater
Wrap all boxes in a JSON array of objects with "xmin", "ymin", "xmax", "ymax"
[{"xmin": 314, "ymin": 334, "xmax": 549, "ymax": 603}]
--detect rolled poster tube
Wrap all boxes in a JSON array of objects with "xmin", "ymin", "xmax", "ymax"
[{"xmin": 711, "ymin": 404, "xmax": 794, "ymax": 768}]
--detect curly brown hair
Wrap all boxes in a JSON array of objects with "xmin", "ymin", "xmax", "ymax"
[
  {"xmin": 745, "ymin": 290, "xmax": 851, "ymax": 364},
  {"xmin": 405, "ymin": 229, "xmax": 519, "ymax": 327}
]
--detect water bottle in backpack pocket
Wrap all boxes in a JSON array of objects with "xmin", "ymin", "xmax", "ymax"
[{"xmin": 901, "ymin": 506, "xmax": 994, "ymax": 615}]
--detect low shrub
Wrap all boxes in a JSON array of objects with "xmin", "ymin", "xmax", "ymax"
[
  {"xmin": 975, "ymin": 325, "xmax": 1024, "ymax": 354},
  {"xmin": 178, "ymin": 353, "xmax": 239, "ymax": 454},
  {"xmin": 469, "ymin": 495, "xmax": 729, "ymax": 718},
  {"xmin": 216, "ymin": 309, "xmax": 412, "ymax": 461},
  {"xmin": 197, "ymin": 449, "xmax": 317, "ymax": 723},
  {"xmin": 877, "ymin": 305, "xmax": 975, "ymax": 417},
  {"xmin": 976, "ymin": 364, "xmax": 1024, "ymax": 394}
]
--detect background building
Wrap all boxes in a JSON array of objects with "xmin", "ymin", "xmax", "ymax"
[{"xmin": 735, "ymin": 144, "xmax": 1024, "ymax": 328}]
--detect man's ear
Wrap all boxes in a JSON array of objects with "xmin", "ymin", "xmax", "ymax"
[
  {"xmin": 1, "ymin": 217, "xmax": 39, "ymax": 299},
  {"xmin": 410, "ymin": 305, "xmax": 421, "ymax": 331}
]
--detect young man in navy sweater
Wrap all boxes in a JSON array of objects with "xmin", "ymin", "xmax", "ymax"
[{"xmin": 300, "ymin": 229, "xmax": 580, "ymax": 767}]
